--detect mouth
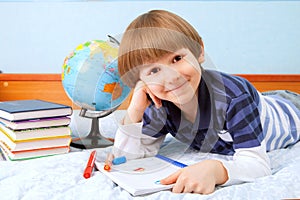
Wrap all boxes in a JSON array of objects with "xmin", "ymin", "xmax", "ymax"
[{"xmin": 166, "ymin": 81, "xmax": 188, "ymax": 92}]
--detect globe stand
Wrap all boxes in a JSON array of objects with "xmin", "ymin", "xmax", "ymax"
[{"xmin": 71, "ymin": 107, "xmax": 118, "ymax": 149}]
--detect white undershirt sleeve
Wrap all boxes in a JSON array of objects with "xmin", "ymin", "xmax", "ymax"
[
  {"xmin": 112, "ymin": 118, "xmax": 271, "ymax": 185},
  {"xmin": 112, "ymin": 121, "xmax": 166, "ymax": 160},
  {"xmin": 221, "ymin": 142, "xmax": 271, "ymax": 186}
]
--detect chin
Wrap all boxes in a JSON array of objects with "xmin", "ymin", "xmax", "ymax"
[{"xmin": 170, "ymin": 93, "xmax": 196, "ymax": 106}]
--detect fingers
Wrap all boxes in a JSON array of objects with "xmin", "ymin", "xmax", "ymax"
[
  {"xmin": 172, "ymin": 177, "xmax": 214, "ymax": 194},
  {"xmin": 146, "ymin": 89, "xmax": 162, "ymax": 109},
  {"xmin": 160, "ymin": 170, "xmax": 187, "ymax": 193},
  {"xmin": 161, "ymin": 167, "xmax": 216, "ymax": 194},
  {"xmin": 135, "ymin": 80, "xmax": 162, "ymax": 109},
  {"xmin": 144, "ymin": 85, "xmax": 162, "ymax": 109},
  {"xmin": 159, "ymin": 169, "xmax": 181, "ymax": 185}
]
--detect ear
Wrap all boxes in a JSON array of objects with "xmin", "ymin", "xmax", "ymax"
[{"xmin": 198, "ymin": 46, "xmax": 205, "ymax": 64}]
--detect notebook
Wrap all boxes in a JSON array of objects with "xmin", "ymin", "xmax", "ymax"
[{"xmin": 96, "ymin": 154, "xmax": 187, "ymax": 196}]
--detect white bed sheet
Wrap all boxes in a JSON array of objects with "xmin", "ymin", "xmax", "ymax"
[{"xmin": 0, "ymin": 111, "xmax": 299, "ymax": 200}]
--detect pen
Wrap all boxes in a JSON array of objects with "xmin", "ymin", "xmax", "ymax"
[
  {"xmin": 155, "ymin": 154, "xmax": 187, "ymax": 168},
  {"xmin": 83, "ymin": 150, "xmax": 97, "ymax": 179},
  {"xmin": 104, "ymin": 153, "xmax": 114, "ymax": 171}
]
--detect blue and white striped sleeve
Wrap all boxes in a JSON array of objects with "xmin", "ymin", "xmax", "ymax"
[
  {"xmin": 226, "ymin": 93, "xmax": 264, "ymax": 149},
  {"xmin": 221, "ymin": 93, "xmax": 271, "ymax": 185}
]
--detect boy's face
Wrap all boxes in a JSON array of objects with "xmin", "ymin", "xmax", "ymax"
[{"xmin": 139, "ymin": 48, "xmax": 202, "ymax": 105}]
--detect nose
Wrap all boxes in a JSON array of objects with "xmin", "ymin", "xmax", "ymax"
[{"xmin": 164, "ymin": 68, "xmax": 181, "ymax": 85}]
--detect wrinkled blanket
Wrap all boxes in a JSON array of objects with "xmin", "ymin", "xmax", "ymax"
[{"xmin": 0, "ymin": 111, "xmax": 299, "ymax": 200}]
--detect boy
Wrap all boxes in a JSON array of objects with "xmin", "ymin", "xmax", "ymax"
[{"xmin": 109, "ymin": 10, "xmax": 300, "ymax": 194}]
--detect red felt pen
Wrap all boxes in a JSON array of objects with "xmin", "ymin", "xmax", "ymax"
[
  {"xmin": 104, "ymin": 153, "xmax": 114, "ymax": 171},
  {"xmin": 83, "ymin": 150, "xmax": 97, "ymax": 179}
]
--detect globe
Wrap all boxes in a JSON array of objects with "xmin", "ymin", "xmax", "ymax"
[
  {"xmin": 62, "ymin": 40, "xmax": 130, "ymax": 111},
  {"xmin": 61, "ymin": 39, "xmax": 131, "ymax": 149}
]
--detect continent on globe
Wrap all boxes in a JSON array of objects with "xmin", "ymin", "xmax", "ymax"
[
  {"xmin": 103, "ymin": 82, "xmax": 123, "ymax": 101},
  {"xmin": 61, "ymin": 40, "xmax": 131, "ymax": 111}
]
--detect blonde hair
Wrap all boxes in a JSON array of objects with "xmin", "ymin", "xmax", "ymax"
[{"xmin": 118, "ymin": 10, "xmax": 204, "ymax": 88}]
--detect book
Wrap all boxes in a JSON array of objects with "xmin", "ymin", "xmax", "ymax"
[
  {"xmin": 0, "ymin": 142, "xmax": 70, "ymax": 161},
  {"xmin": 0, "ymin": 148, "xmax": 5, "ymax": 161},
  {"xmin": 0, "ymin": 116, "xmax": 71, "ymax": 130},
  {"xmin": 0, "ymin": 100, "xmax": 72, "ymax": 121},
  {"xmin": 95, "ymin": 155, "xmax": 187, "ymax": 196},
  {"xmin": 0, "ymin": 124, "xmax": 71, "ymax": 140},
  {"xmin": 0, "ymin": 130, "xmax": 71, "ymax": 151}
]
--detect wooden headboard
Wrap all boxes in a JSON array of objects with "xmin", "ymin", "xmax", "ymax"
[{"xmin": 0, "ymin": 74, "xmax": 299, "ymax": 109}]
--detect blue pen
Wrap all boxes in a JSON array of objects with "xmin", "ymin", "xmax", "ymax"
[{"xmin": 155, "ymin": 154, "xmax": 187, "ymax": 168}]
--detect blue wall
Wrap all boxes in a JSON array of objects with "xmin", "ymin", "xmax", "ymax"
[{"xmin": 0, "ymin": 1, "xmax": 300, "ymax": 74}]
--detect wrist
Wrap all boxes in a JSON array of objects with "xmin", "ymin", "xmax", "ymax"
[
  {"xmin": 123, "ymin": 105, "xmax": 145, "ymax": 124},
  {"xmin": 213, "ymin": 160, "xmax": 229, "ymax": 185}
]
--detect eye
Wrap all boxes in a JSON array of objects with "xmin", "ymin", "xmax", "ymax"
[
  {"xmin": 173, "ymin": 55, "xmax": 182, "ymax": 63},
  {"xmin": 149, "ymin": 67, "xmax": 160, "ymax": 75}
]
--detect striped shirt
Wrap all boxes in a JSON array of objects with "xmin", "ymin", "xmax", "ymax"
[
  {"xmin": 142, "ymin": 70, "xmax": 300, "ymax": 155},
  {"xmin": 259, "ymin": 92, "xmax": 300, "ymax": 151}
]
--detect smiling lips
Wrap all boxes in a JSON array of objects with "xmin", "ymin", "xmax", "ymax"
[{"xmin": 166, "ymin": 81, "xmax": 188, "ymax": 93}]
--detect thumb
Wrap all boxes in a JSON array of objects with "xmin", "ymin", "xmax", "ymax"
[{"xmin": 159, "ymin": 170, "xmax": 181, "ymax": 185}]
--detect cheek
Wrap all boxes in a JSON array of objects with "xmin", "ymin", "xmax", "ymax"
[
  {"xmin": 147, "ymin": 84, "xmax": 164, "ymax": 94},
  {"xmin": 189, "ymin": 66, "xmax": 201, "ymax": 83},
  {"xmin": 141, "ymin": 74, "xmax": 165, "ymax": 93}
]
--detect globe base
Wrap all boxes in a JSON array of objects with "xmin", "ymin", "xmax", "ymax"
[
  {"xmin": 70, "ymin": 108, "xmax": 116, "ymax": 149},
  {"xmin": 70, "ymin": 135, "xmax": 113, "ymax": 149}
]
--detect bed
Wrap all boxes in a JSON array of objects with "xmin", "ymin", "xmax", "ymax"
[
  {"xmin": 0, "ymin": 109, "xmax": 300, "ymax": 200},
  {"xmin": 0, "ymin": 74, "xmax": 300, "ymax": 199}
]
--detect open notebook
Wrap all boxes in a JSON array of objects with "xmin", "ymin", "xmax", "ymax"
[{"xmin": 95, "ymin": 155, "xmax": 187, "ymax": 196}]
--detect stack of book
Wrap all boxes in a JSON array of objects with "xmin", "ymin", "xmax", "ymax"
[{"xmin": 0, "ymin": 99, "xmax": 73, "ymax": 161}]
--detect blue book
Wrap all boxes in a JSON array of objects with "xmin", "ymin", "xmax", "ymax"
[{"xmin": 0, "ymin": 99, "xmax": 72, "ymax": 121}]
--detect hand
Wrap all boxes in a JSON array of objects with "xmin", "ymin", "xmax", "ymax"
[
  {"xmin": 123, "ymin": 81, "xmax": 162, "ymax": 124},
  {"xmin": 160, "ymin": 160, "xmax": 228, "ymax": 194}
]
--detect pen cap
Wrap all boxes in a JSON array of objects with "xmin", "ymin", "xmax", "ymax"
[
  {"xmin": 83, "ymin": 166, "xmax": 93, "ymax": 179},
  {"xmin": 112, "ymin": 156, "xmax": 126, "ymax": 165},
  {"xmin": 83, "ymin": 150, "xmax": 97, "ymax": 179}
]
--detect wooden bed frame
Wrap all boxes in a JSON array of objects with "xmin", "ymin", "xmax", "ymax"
[{"xmin": 0, "ymin": 74, "xmax": 299, "ymax": 109}]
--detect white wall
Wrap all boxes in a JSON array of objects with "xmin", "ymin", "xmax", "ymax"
[{"xmin": 0, "ymin": 1, "xmax": 300, "ymax": 74}]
